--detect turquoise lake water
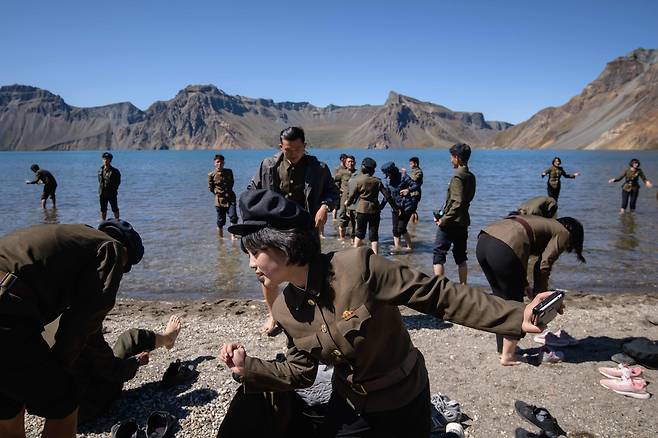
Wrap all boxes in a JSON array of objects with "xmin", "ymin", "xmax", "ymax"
[{"xmin": 1, "ymin": 149, "xmax": 657, "ymax": 299}]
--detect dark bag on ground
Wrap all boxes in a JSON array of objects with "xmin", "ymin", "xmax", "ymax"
[{"xmin": 622, "ymin": 338, "xmax": 658, "ymax": 369}]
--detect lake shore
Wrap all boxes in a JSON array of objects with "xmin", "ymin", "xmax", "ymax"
[{"xmin": 26, "ymin": 291, "xmax": 658, "ymax": 437}]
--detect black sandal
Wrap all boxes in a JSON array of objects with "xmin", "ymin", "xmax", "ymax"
[
  {"xmin": 146, "ymin": 411, "xmax": 176, "ymax": 438},
  {"xmin": 514, "ymin": 401, "xmax": 567, "ymax": 437},
  {"xmin": 161, "ymin": 359, "xmax": 199, "ymax": 388}
]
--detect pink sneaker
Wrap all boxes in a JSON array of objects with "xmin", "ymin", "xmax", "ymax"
[
  {"xmin": 600, "ymin": 376, "xmax": 650, "ymax": 399},
  {"xmin": 598, "ymin": 364, "xmax": 643, "ymax": 379}
]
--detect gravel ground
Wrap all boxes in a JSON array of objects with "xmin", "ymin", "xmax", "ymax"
[{"xmin": 24, "ymin": 293, "xmax": 658, "ymax": 438}]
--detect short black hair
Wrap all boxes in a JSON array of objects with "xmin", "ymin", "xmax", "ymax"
[
  {"xmin": 552, "ymin": 156, "xmax": 561, "ymax": 165},
  {"xmin": 347, "ymin": 155, "xmax": 355, "ymax": 161},
  {"xmin": 214, "ymin": 154, "xmax": 225, "ymax": 161},
  {"xmin": 557, "ymin": 217, "xmax": 586, "ymax": 263},
  {"xmin": 362, "ymin": 166, "xmax": 375, "ymax": 176},
  {"xmin": 629, "ymin": 158, "xmax": 640, "ymax": 167},
  {"xmin": 30, "ymin": 164, "xmax": 39, "ymax": 172},
  {"xmin": 280, "ymin": 126, "xmax": 305, "ymax": 144},
  {"xmin": 241, "ymin": 227, "xmax": 320, "ymax": 266},
  {"xmin": 409, "ymin": 157, "xmax": 419, "ymax": 165},
  {"xmin": 339, "ymin": 153, "xmax": 348, "ymax": 161}
]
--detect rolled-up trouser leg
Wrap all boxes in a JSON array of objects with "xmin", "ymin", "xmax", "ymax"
[{"xmin": 112, "ymin": 329, "xmax": 157, "ymax": 359}]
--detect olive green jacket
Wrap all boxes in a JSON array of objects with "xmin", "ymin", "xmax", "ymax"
[
  {"xmin": 408, "ymin": 167, "xmax": 423, "ymax": 198},
  {"xmin": 208, "ymin": 168, "xmax": 237, "ymax": 207},
  {"xmin": 612, "ymin": 167, "xmax": 648, "ymax": 192},
  {"xmin": 345, "ymin": 174, "xmax": 396, "ymax": 214},
  {"xmin": 517, "ymin": 196, "xmax": 558, "ymax": 218},
  {"xmin": 441, "ymin": 166, "xmax": 476, "ymax": 227},
  {"xmin": 0, "ymin": 224, "xmax": 125, "ymax": 370},
  {"xmin": 482, "ymin": 216, "xmax": 570, "ymax": 291},
  {"xmin": 243, "ymin": 247, "xmax": 525, "ymax": 413},
  {"xmin": 98, "ymin": 165, "xmax": 121, "ymax": 196},
  {"xmin": 543, "ymin": 165, "xmax": 574, "ymax": 188},
  {"xmin": 334, "ymin": 167, "xmax": 356, "ymax": 205}
]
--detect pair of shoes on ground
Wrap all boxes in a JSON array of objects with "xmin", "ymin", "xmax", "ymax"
[
  {"xmin": 111, "ymin": 411, "xmax": 175, "ymax": 438},
  {"xmin": 514, "ymin": 400, "xmax": 567, "ymax": 437},
  {"xmin": 533, "ymin": 329, "xmax": 578, "ymax": 347},
  {"xmin": 598, "ymin": 363, "xmax": 651, "ymax": 399}
]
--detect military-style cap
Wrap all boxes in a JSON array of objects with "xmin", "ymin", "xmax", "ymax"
[
  {"xmin": 449, "ymin": 143, "xmax": 471, "ymax": 163},
  {"xmin": 228, "ymin": 189, "xmax": 314, "ymax": 237},
  {"xmin": 102, "ymin": 152, "xmax": 113, "ymax": 159},
  {"xmin": 381, "ymin": 161, "xmax": 397, "ymax": 174},
  {"xmin": 362, "ymin": 157, "xmax": 377, "ymax": 169},
  {"xmin": 98, "ymin": 219, "xmax": 144, "ymax": 272}
]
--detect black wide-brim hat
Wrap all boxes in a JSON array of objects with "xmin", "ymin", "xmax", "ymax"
[
  {"xmin": 228, "ymin": 189, "xmax": 314, "ymax": 236},
  {"xmin": 98, "ymin": 219, "xmax": 144, "ymax": 272}
]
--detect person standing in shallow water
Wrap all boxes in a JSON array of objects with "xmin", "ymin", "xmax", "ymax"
[
  {"xmin": 407, "ymin": 157, "xmax": 423, "ymax": 223},
  {"xmin": 98, "ymin": 152, "xmax": 122, "ymax": 220},
  {"xmin": 381, "ymin": 162, "xmax": 416, "ymax": 252},
  {"xmin": 541, "ymin": 157, "xmax": 580, "ymax": 201},
  {"xmin": 208, "ymin": 154, "xmax": 238, "ymax": 239},
  {"xmin": 335, "ymin": 155, "xmax": 357, "ymax": 239},
  {"xmin": 608, "ymin": 158, "xmax": 653, "ymax": 213},
  {"xmin": 26, "ymin": 164, "xmax": 57, "ymax": 209},
  {"xmin": 433, "ymin": 144, "xmax": 476, "ymax": 284},
  {"xmin": 332, "ymin": 154, "xmax": 348, "ymax": 222}
]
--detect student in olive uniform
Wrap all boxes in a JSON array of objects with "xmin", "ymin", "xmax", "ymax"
[
  {"xmin": 74, "ymin": 315, "xmax": 181, "ymax": 424},
  {"xmin": 220, "ymin": 189, "xmax": 556, "ymax": 437},
  {"xmin": 248, "ymin": 127, "xmax": 339, "ymax": 335},
  {"xmin": 332, "ymin": 154, "xmax": 348, "ymax": 221},
  {"xmin": 516, "ymin": 196, "xmax": 558, "ymax": 218},
  {"xmin": 407, "ymin": 157, "xmax": 423, "ymax": 223},
  {"xmin": 345, "ymin": 158, "xmax": 398, "ymax": 255},
  {"xmin": 541, "ymin": 157, "xmax": 580, "ymax": 201},
  {"xmin": 608, "ymin": 158, "xmax": 653, "ymax": 213},
  {"xmin": 433, "ymin": 144, "xmax": 476, "ymax": 284},
  {"xmin": 335, "ymin": 155, "xmax": 357, "ymax": 239},
  {"xmin": 345, "ymin": 170, "xmax": 360, "ymax": 243},
  {"xmin": 381, "ymin": 162, "xmax": 417, "ymax": 252},
  {"xmin": 476, "ymin": 215, "xmax": 585, "ymax": 365},
  {"xmin": 209, "ymin": 154, "xmax": 239, "ymax": 239},
  {"xmin": 26, "ymin": 164, "xmax": 57, "ymax": 209},
  {"xmin": 98, "ymin": 152, "xmax": 122, "ymax": 220},
  {"xmin": 0, "ymin": 219, "xmax": 143, "ymax": 438}
]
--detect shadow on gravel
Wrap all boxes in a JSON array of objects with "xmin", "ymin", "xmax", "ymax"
[
  {"xmin": 402, "ymin": 315, "xmax": 453, "ymax": 330},
  {"xmin": 78, "ymin": 355, "xmax": 218, "ymax": 435},
  {"xmin": 558, "ymin": 336, "xmax": 633, "ymax": 364}
]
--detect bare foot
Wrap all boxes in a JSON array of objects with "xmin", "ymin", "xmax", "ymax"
[
  {"xmin": 163, "ymin": 315, "xmax": 182, "ymax": 349},
  {"xmin": 500, "ymin": 354, "xmax": 524, "ymax": 366},
  {"xmin": 260, "ymin": 314, "xmax": 276, "ymax": 334}
]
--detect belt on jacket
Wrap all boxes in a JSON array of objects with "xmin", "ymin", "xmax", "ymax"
[
  {"xmin": 344, "ymin": 348, "xmax": 419, "ymax": 396},
  {"xmin": 507, "ymin": 216, "xmax": 535, "ymax": 247}
]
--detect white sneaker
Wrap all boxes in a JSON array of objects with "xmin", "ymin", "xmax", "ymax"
[{"xmin": 444, "ymin": 422, "xmax": 465, "ymax": 438}]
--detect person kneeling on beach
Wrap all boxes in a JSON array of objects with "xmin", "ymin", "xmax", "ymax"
[
  {"xmin": 0, "ymin": 219, "xmax": 143, "ymax": 438},
  {"xmin": 71, "ymin": 315, "xmax": 182, "ymax": 424},
  {"xmin": 220, "ymin": 189, "xmax": 557, "ymax": 437}
]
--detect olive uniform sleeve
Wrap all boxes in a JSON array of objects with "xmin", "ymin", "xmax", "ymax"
[
  {"xmin": 440, "ymin": 176, "xmax": 463, "ymax": 226},
  {"xmin": 534, "ymin": 232, "xmax": 569, "ymax": 292},
  {"xmin": 320, "ymin": 164, "xmax": 340, "ymax": 211},
  {"xmin": 208, "ymin": 171, "xmax": 215, "ymax": 193},
  {"xmin": 612, "ymin": 170, "xmax": 627, "ymax": 182},
  {"xmin": 638, "ymin": 169, "xmax": 648, "ymax": 183},
  {"xmin": 345, "ymin": 179, "xmax": 361, "ymax": 207},
  {"xmin": 51, "ymin": 241, "xmax": 124, "ymax": 371},
  {"xmin": 243, "ymin": 331, "xmax": 319, "ymax": 393},
  {"xmin": 363, "ymin": 251, "xmax": 525, "ymax": 338},
  {"xmin": 81, "ymin": 328, "xmax": 139, "ymax": 383},
  {"xmin": 561, "ymin": 167, "xmax": 575, "ymax": 178}
]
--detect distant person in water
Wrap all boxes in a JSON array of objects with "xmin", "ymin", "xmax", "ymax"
[
  {"xmin": 335, "ymin": 155, "xmax": 357, "ymax": 239},
  {"xmin": 407, "ymin": 157, "xmax": 423, "ymax": 223},
  {"xmin": 332, "ymin": 154, "xmax": 348, "ymax": 222},
  {"xmin": 26, "ymin": 164, "xmax": 57, "ymax": 209},
  {"xmin": 608, "ymin": 158, "xmax": 653, "ymax": 213},
  {"xmin": 541, "ymin": 157, "xmax": 580, "ymax": 201},
  {"xmin": 381, "ymin": 161, "xmax": 417, "ymax": 253},
  {"xmin": 98, "ymin": 152, "xmax": 122, "ymax": 220},
  {"xmin": 208, "ymin": 154, "xmax": 238, "ymax": 239},
  {"xmin": 433, "ymin": 144, "xmax": 476, "ymax": 284}
]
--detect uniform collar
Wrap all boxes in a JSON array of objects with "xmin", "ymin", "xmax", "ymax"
[{"xmin": 286, "ymin": 253, "xmax": 328, "ymax": 310}]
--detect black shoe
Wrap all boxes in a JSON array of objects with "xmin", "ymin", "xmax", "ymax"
[
  {"xmin": 162, "ymin": 359, "xmax": 199, "ymax": 388},
  {"xmin": 514, "ymin": 401, "xmax": 567, "ymax": 437},
  {"xmin": 146, "ymin": 411, "xmax": 176, "ymax": 438},
  {"xmin": 515, "ymin": 428, "xmax": 549, "ymax": 438},
  {"xmin": 266, "ymin": 322, "xmax": 283, "ymax": 337},
  {"xmin": 111, "ymin": 419, "xmax": 143, "ymax": 438}
]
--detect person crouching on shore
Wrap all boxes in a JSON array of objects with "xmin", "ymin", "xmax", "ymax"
[{"xmin": 220, "ymin": 189, "xmax": 557, "ymax": 437}]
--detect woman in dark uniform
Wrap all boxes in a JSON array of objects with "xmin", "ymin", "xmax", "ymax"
[
  {"xmin": 219, "ymin": 189, "xmax": 555, "ymax": 437},
  {"xmin": 541, "ymin": 157, "xmax": 580, "ymax": 201},
  {"xmin": 476, "ymin": 215, "xmax": 585, "ymax": 366},
  {"xmin": 608, "ymin": 158, "xmax": 653, "ymax": 213}
]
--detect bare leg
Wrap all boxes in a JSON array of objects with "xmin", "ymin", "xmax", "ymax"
[
  {"xmin": 40, "ymin": 199, "xmax": 46, "ymax": 209},
  {"xmin": 500, "ymin": 338, "xmax": 523, "ymax": 366},
  {"xmin": 402, "ymin": 232, "xmax": 412, "ymax": 250},
  {"xmin": 458, "ymin": 262, "xmax": 468, "ymax": 284},
  {"xmin": 218, "ymin": 227, "xmax": 224, "ymax": 238},
  {"xmin": 112, "ymin": 209, "xmax": 120, "ymax": 219},
  {"xmin": 51, "ymin": 195, "xmax": 56, "ymax": 209},
  {"xmin": 0, "ymin": 407, "xmax": 26, "ymax": 438},
  {"xmin": 433, "ymin": 263, "xmax": 444, "ymax": 277},
  {"xmin": 411, "ymin": 212, "xmax": 418, "ymax": 223},
  {"xmin": 338, "ymin": 227, "xmax": 346, "ymax": 239},
  {"xmin": 393, "ymin": 236, "xmax": 401, "ymax": 249},
  {"xmin": 370, "ymin": 241, "xmax": 379, "ymax": 255},
  {"xmin": 354, "ymin": 237, "xmax": 363, "ymax": 248},
  {"xmin": 101, "ymin": 211, "xmax": 107, "ymax": 221},
  {"xmin": 260, "ymin": 283, "xmax": 278, "ymax": 334},
  {"xmin": 42, "ymin": 409, "xmax": 78, "ymax": 438},
  {"xmin": 154, "ymin": 315, "xmax": 182, "ymax": 350}
]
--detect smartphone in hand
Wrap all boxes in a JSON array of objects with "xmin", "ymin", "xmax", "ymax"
[{"xmin": 532, "ymin": 290, "xmax": 565, "ymax": 326}]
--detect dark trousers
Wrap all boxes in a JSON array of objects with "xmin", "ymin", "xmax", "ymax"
[
  {"xmin": 433, "ymin": 225, "xmax": 468, "ymax": 265},
  {"xmin": 355, "ymin": 212, "xmax": 381, "ymax": 242},
  {"xmin": 476, "ymin": 233, "xmax": 525, "ymax": 352},
  {"xmin": 391, "ymin": 211, "xmax": 411, "ymax": 237},
  {"xmin": 100, "ymin": 194, "xmax": 119, "ymax": 213},
  {"xmin": 318, "ymin": 383, "xmax": 431, "ymax": 437},
  {"xmin": 547, "ymin": 184, "xmax": 560, "ymax": 201},
  {"xmin": 621, "ymin": 188, "xmax": 639, "ymax": 210},
  {"xmin": 344, "ymin": 210, "xmax": 357, "ymax": 238},
  {"xmin": 216, "ymin": 204, "xmax": 238, "ymax": 228}
]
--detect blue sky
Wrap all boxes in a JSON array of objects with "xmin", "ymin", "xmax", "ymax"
[{"xmin": 2, "ymin": 0, "xmax": 656, "ymax": 123}]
